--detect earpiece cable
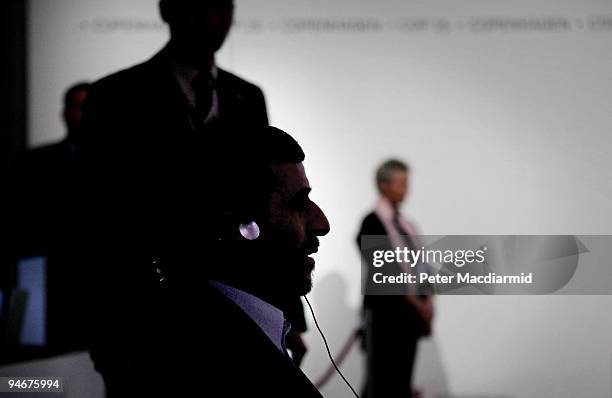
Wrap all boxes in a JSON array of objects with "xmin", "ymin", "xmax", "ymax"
[{"xmin": 304, "ymin": 295, "xmax": 360, "ymax": 398}]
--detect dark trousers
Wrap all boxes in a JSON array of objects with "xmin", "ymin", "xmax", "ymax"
[{"xmin": 363, "ymin": 309, "xmax": 419, "ymax": 398}]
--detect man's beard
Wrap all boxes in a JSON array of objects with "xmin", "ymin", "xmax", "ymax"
[
  {"xmin": 259, "ymin": 236, "xmax": 320, "ymax": 299},
  {"xmin": 210, "ymin": 235, "xmax": 321, "ymax": 306}
]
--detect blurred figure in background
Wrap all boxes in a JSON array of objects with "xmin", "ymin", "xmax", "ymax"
[
  {"xmin": 62, "ymin": 82, "xmax": 90, "ymax": 151},
  {"xmin": 357, "ymin": 159, "xmax": 434, "ymax": 398},
  {"xmin": 12, "ymin": 81, "xmax": 89, "ymax": 193},
  {"xmin": 7, "ymin": 82, "xmax": 90, "ymax": 355}
]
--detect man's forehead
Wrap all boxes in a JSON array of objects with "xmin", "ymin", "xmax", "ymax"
[
  {"xmin": 270, "ymin": 163, "xmax": 310, "ymax": 193},
  {"xmin": 391, "ymin": 169, "xmax": 408, "ymax": 180}
]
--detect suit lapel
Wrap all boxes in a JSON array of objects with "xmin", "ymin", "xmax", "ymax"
[
  {"xmin": 215, "ymin": 69, "xmax": 243, "ymax": 121},
  {"xmin": 204, "ymin": 286, "xmax": 324, "ymax": 397},
  {"xmin": 145, "ymin": 50, "xmax": 195, "ymax": 134}
]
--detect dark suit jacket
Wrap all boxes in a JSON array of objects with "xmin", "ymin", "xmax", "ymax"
[
  {"xmin": 7, "ymin": 139, "xmax": 90, "ymax": 353},
  {"xmin": 9, "ymin": 139, "xmax": 77, "ymax": 253},
  {"xmin": 356, "ymin": 212, "xmax": 427, "ymax": 337},
  {"xmin": 79, "ymin": 49, "xmax": 269, "ymax": 257},
  {"xmin": 100, "ymin": 281, "xmax": 323, "ymax": 397}
]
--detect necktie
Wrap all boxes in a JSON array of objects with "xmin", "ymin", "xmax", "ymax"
[
  {"xmin": 191, "ymin": 70, "xmax": 214, "ymax": 122},
  {"xmin": 392, "ymin": 210, "xmax": 415, "ymax": 250},
  {"xmin": 393, "ymin": 210, "xmax": 430, "ymax": 294}
]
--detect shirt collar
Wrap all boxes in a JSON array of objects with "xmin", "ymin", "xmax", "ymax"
[
  {"xmin": 165, "ymin": 46, "xmax": 219, "ymax": 105},
  {"xmin": 375, "ymin": 196, "xmax": 398, "ymax": 222},
  {"xmin": 208, "ymin": 280, "xmax": 291, "ymax": 354}
]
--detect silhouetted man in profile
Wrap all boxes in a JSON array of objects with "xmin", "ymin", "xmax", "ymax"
[
  {"xmin": 62, "ymin": 83, "xmax": 90, "ymax": 148},
  {"xmin": 81, "ymin": 0, "xmax": 311, "ymax": 372},
  {"xmin": 97, "ymin": 127, "xmax": 329, "ymax": 397},
  {"xmin": 77, "ymin": 0, "xmax": 275, "ymax": 384}
]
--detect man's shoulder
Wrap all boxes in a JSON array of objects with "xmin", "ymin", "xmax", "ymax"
[
  {"xmin": 91, "ymin": 52, "xmax": 164, "ymax": 93},
  {"xmin": 201, "ymin": 288, "xmax": 322, "ymax": 396},
  {"xmin": 12, "ymin": 140, "xmax": 70, "ymax": 169},
  {"xmin": 25, "ymin": 140, "xmax": 66, "ymax": 157},
  {"xmin": 217, "ymin": 68, "xmax": 264, "ymax": 95},
  {"xmin": 362, "ymin": 211, "xmax": 384, "ymax": 227},
  {"xmin": 358, "ymin": 211, "xmax": 387, "ymax": 236},
  {"xmin": 362, "ymin": 211, "xmax": 381, "ymax": 223},
  {"xmin": 215, "ymin": 68, "xmax": 268, "ymax": 124}
]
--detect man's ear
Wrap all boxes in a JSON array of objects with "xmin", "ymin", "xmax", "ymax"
[{"xmin": 377, "ymin": 181, "xmax": 387, "ymax": 195}]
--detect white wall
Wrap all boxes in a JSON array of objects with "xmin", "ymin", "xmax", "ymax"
[{"xmin": 28, "ymin": 1, "xmax": 612, "ymax": 397}]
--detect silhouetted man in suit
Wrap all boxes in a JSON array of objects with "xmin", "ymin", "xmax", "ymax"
[
  {"xmin": 7, "ymin": 82, "xmax": 91, "ymax": 354},
  {"xmin": 357, "ymin": 159, "xmax": 434, "ymax": 398},
  {"xmin": 97, "ymin": 127, "xmax": 329, "ymax": 397},
  {"xmin": 79, "ymin": 0, "xmax": 268, "ymax": 255},
  {"xmin": 11, "ymin": 82, "xmax": 90, "ymax": 251},
  {"xmin": 78, "ymin": 1, "xmax": 314, "ymax": 392}
]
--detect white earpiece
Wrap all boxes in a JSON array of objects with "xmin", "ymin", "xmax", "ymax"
[{"xmin": 239, "ymin": 221, "xmax": 260, "ymax": 240}]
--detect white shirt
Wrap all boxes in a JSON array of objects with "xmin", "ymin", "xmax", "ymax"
[
  {"xmin": 166, "ymin": 49, "xmax": 220, "ymax": 124},
  {"xmin": 374, "ymin": 196, "xmax": 431, "ymax": 290},
  {"xmin": 374, "ymin": 196, "xmax": 418, "ymax": 250}
]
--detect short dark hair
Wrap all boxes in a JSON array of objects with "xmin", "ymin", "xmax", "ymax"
[
  {"xmin": 178, "ymin": 126, "xmax": 305, "ymax": 241},
  {"xmin": 159, "ymin": 0, "xmax": 233, "ymax": 24},
  {"xmin": 213, "ymin": 126, "xmax": 305, "ymax": 223},
  {"xmin": 168, "ymin": 126, "xmax": 305, "ymax": 275},
  {"xmin": 376, "ymin": 159, "xmax": 409, "ymax": 184},
  {"xmin": 249, "ymin": 125, "xmax": 305, "ymax": 165},
  {"xmin": 64, "ymin": 82, "xmax": 91, "ymax": 108}
]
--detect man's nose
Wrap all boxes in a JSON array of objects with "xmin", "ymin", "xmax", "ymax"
[{"xmin": 308, "ymin": 201, "xmax": 330, "ymax": 236}]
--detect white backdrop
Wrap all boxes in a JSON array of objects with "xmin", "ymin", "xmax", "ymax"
[{"xmin": 29, "ymin": 1, "xmax": 612, "ymax": 397}]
